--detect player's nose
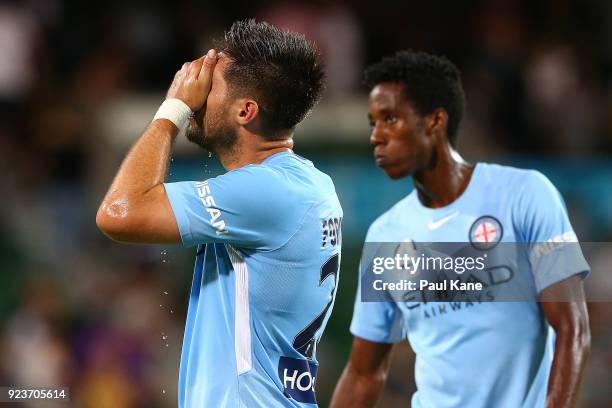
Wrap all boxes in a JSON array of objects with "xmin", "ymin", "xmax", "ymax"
[{"xmin": 369, "ymin": 125, "xmax": 385, "ymax": 146}]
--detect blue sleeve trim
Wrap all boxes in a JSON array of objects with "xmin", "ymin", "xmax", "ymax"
[
  {"xmin": 536, "ymin": 269, "xmax": 589, "ymax": 294},
  {"xmin": 349, "ymin": 325, "xmax": 405, "ymax": 344},
  {"xmin": 533, "ymin": 242, "xmax": 590, "ymax": 293}
]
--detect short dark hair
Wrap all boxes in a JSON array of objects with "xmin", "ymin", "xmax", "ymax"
[
  {"xmin": 215, "ymin": 19, "xmax": 325, "ymax": 137},
  {"xmin": 364, "ymin": 51, "xmax": 465, "ymax": 146}
]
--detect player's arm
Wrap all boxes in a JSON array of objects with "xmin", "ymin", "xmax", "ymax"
[
  {"xmin": 540, "ymin": 276, "xmax": 590, "ymax": 408},
  {"xmin": 96, "ymin": 50, "xmax": 218, "ymax": 244},
  {"xmin": 330, "ymin": 337, "xmax": 394, "ymax": 408},
  {"xmin": 518, "ymin": 171, "xmax": 591, "ymax": 407}
]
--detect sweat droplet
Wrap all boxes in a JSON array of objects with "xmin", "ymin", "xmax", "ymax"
[
  {"xmin": 165, "ymin": 343, "xmax": 169, "ymax": 347},
  {"xmin": 163, "ymin": 291, "xmax": 168, "ymax": 295},
  {"xmin": 208, "ymin": 152, "xmax": 212, "ymax": 158},
  {"xmin": 162, "ymin": 390, "xmax": 166, "ymax": 394},
  {"xmin": 170, "ymin": 309, "xmax": 174, "ymax": 314},
  {"xmin": 162, "ymin": 335, "xmax": 168, "ymax": 340}
]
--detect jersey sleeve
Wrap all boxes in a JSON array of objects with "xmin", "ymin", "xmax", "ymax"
[
  {"xmin": 164, "ymin": 166, "xmax": 307, "ymax": 249},
  {"xmin": 517, "ymin": 170, "xmax": 590, "ymax": 292},
  {"xmin": 350, "ymin": 275, "xmax": 406, "ymax": 343},
  {"xmin": 349, "ymin": 224, "xmax": 406, "ymax": 344}
]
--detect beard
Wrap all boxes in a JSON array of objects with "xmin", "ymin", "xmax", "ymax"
[{"xmin": 186, "ymin": 105, "xmax": 238, "ymax": 154}]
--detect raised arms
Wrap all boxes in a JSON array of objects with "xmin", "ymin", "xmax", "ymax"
[{"xmin": 96, "ymin": 50, "xmax": 218, "ymax": 244}]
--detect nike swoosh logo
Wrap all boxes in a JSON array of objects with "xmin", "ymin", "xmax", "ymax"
[{"xmin": 428, "ymin": 211, "xmax": 459, "ymax": 230}]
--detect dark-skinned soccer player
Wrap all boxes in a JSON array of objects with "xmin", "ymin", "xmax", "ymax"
[{"xmin": 331, "ymin": 51, "xmax": 589, "ymax": 408}]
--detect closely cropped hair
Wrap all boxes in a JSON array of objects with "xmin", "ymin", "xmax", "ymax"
[
  {"xmin": 364, "ymin": 51, "xmax": 465, "ymax": 146},
  {"xmin": 215, "ymin": 19, "xmax": 325, "ymax": 137}
]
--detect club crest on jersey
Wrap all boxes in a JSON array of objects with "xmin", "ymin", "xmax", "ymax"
[{"xmin": 469, "ymin": 216, "xmax": 503, "ymax": 250}]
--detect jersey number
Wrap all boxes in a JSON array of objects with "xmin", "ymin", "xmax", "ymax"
[{"xmin": 292, "ymin": 253, "xmax": 340, "ymax": 359}]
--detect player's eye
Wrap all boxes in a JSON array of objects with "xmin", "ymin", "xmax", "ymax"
[
  {"xmin": 385, "ymin": 115, "xmax": 397, "ymax": 124},
  {"xmin": 368, "ymin": 119, "xmax": 375, "ymax": 128}
]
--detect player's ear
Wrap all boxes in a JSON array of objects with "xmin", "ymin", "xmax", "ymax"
[
  {"xmin": 236, "ymin": 99, "xmax": 259, "ymax": 126},
  {"xmin": 426, "ymin": 108, "xmax": 448, "ymax": 137}
]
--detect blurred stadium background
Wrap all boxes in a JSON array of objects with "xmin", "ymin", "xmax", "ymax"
[{"xmin": 1, "ymin": 0, "xmax": 612, "ymax": 406}]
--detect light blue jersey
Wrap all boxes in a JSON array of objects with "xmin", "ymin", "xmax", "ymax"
[
  {"xmin": 164, "ymin": 151, "xmax": 343, "ymax": 407},
  {"xmin": 351, "ymin": 163, "xmax": 589, "ymax": 408}
]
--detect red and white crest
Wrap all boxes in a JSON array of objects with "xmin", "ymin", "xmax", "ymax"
[{"xmin": 469, "ymin": 216, "xmax": 503, "ymax": 249}]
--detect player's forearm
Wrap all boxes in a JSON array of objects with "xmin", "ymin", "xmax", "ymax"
[
  {"xmin": 330, "ymin": 364, "xmax": 385, "ymax": 408},
  {"xmin": 545, "ymin": 320, "xmax": 590, "ymax": 408},
  {"xmin": 96, "ymin": 119, "xmax": 177, "ymax": 234}
]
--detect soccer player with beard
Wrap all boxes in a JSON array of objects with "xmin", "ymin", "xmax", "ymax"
[
  {"xmin": 330, "ymin": 51, "xmax": 590, "ymax": 408},
  {"xmin": 97, "ymin": 20, "xmax": 343, "ymax": 407}
]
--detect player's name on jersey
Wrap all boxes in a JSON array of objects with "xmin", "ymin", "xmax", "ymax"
[{"xmin": 373, "ymin": 279, "xmax": 483, "ymax": 292}]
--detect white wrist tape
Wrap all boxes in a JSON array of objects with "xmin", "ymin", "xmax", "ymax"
[{"xmin": 153, "ymin": 98, "xmax": 192, "ymax": 130}]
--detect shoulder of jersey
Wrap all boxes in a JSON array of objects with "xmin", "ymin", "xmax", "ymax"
[
  {"xmin": 366, "ymin": 194, "xmax": 414, "ymax": 241},
  {"xmin": 475, "ymin": 162, "xmax": 550, "ymax": 192},
  {"xmin": 221, "ymin": 156, "xmax": 335, "ymax": 203}
]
